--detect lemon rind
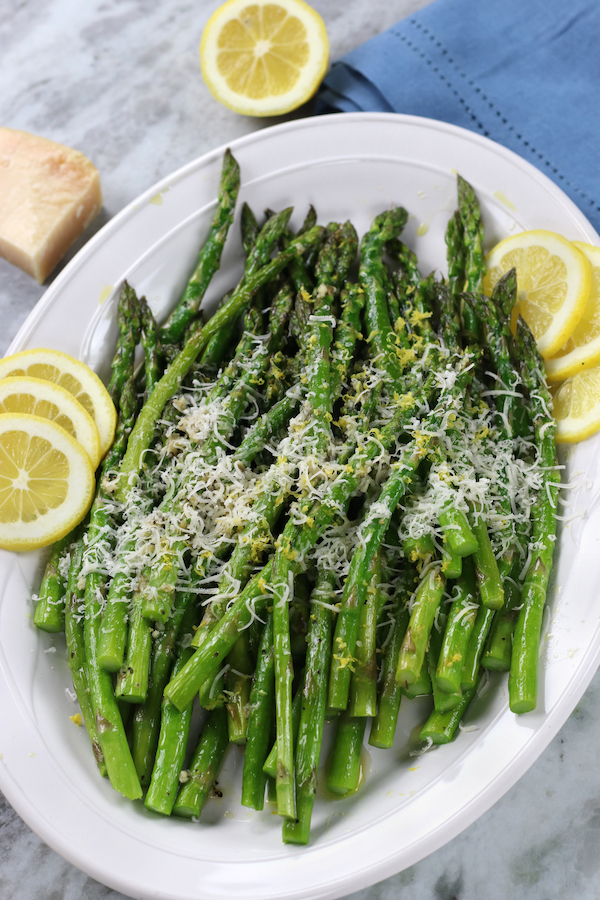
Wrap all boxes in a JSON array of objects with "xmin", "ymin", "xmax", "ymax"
[
  {"xmin": 545, "ymin": 340, "xmax": 600, "ymax": 382},
  {"xmin": 555, "ymin": 415, "xmax": 600, "ymax": 444}
]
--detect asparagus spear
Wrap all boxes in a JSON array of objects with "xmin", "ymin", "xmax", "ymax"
[
  {"xmin": 348, "ymin": 551, "xmax": 385, "ymax": 717},
  {"xmin": 445, "ymin": 209, "xmax": 466, "ymax": 298},
  {"xmin": 82, "ymin": 372, "xmax": 143, "ymax": 800},
  {"xmin": 32, "ymin": 532, "xmax": 75, "ymax": 633},
  {"xmin": 64, "ymin": 531, "xmax": 106, "ymax": 775},
  {"xmin": 455, "ymin": 175, "xmax": 485, "ymax": 343},
  {"xmin": 326, "ymin": 710, "xmax": 367, "ymax": 795},
  {"xmin": 281, "ymin": 570, "xmax": 335, "ymax": 844},
  {"xmin": 396, "ymin": 566, "xmax": 446, "ymax": 685},
  {"xmin": 130, "ymin": 591, "xmax": 199, "ymax": 785},
  {"xmin": 435, "ymin": 556, "xmax": 479, "ymax": 694},
  {"xmin": 369, "ymin": 571, "xmax": 411, "ymax": 749},
  {"xmin": 241, "ymin": 612, "xmax": 275, "ymax": 810},
  {"xmin": 159, "ymin": 150, "xmax": 240, "ymax": 344},
  {"xmin": 139, "ymin": 296, "xmax": 161, "ymax": 397},
  {"xmin": 509, "ymin": 318, "xmax": 559, "ymax": 713},
  {"xmin": 144, "ymin": 607, "xmax": 201, "ymax": 815},
  {"xmin": 172, "ymin": 707, "xmax": 230, "ymax": 818}
]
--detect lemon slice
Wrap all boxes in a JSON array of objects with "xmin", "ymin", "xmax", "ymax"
[
  {"xmin": 483, "ymin": 230, "xmax": 591, "ymax": 359},
  {"xmin": 200, "ymin": 0, "xmax": 329, "ymax": 117},
  {"xmin": 551, "ymin": 366, "xmax": 600, "ymax": 443},
  {"xmin": 0, "ymin": 376, "xmax": 101, "ymax": 469},
  {"xmin": 0, "ymin": 349, "xmax": 116, "ymax": 459},
  {"xmin": 0, "ymin": 413, "xmax": 95, "ymax": 551},
  {"xmin": 544, "ymin": 242, "xmax": 600, "ymax": 382}
]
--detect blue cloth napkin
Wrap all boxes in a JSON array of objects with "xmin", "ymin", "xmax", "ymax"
[{"xmin": 316, "ymin": 0, "xmax": 600, "ymax": 235}]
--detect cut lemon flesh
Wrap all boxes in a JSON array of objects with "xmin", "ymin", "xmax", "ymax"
[
  {"xmin": 0, "ymin": 376, "xmax": 101, "ymax": 468},
  {"xmin": 0, "ymin": 348, "xmax": 116, "ymax": 458},
  {"xmin": 545, "ymin": 242, "xmax": 600, "ymax": 381},
  {"xmin": 483, "ymin": 230, "xmax": 591, "ymax": 359},
  {"xmin": 200, "ymin": 0, "xmax": 329, "ymax": 116},
  {"xmin": 551, "ymin": 366, "xmax": 600, "ymax": 444},
  {"xmin": 0, "ymin": 413, "xmax": 95, "ymax": 550}
]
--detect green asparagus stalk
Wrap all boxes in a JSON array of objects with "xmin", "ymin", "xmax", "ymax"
[
  {"xmin": 461, "ymin": 606, "xmax": 495, "ymax": 691},
  {"xmin": 348, "ymin": 551, "xmax": 384, "ymax": 718},
  {"xmin": 159, "ymin": 150, "xmax": 240, "ymax": 344},
  {"xmin": 435, "ymin": 556, "xmax": 479, "ymax": 694},
  {"xmin": 82, "ymin": 378, "xmax": 143, "ymax": 799},
  {"xmin": 33, "ymin": 532, "xmax": 74, "ymax": 633},
  {"xmin": 445, "ymin": 209, "xmax": 466, "ymax": 298},
  {"xmin": 470, "ymin": 509, "xmax": 505, "ymax": 610},
  {"xmin": 429, "ymin": 613, "xmax": 462, "ymax": 713},
  {"xmin": 482, "ymin": 559, "xmax": 522, "ymax": 671},
  {"xmin": 420, "ymin": 675, "xmax": 480, "ymax": 744},
  {"xmin": 262, "ymin": 673, "xmax": 304, "ymax": 780},
  {"xmin": 402, "ymin": 664, "xmax": 433, "ymax": 699},
  {"xmin": 457, "ymin": 174, "xmax": 485, "ymax": 294},
  {"xmin": 396, "ymin": 566, "xmax": 446, "ymax": 685},
  {"xmin": 144, "ymin": 611, "xmax": 200, "ymax": 815},
  {"xmin": 268, "ymin": 224, "xmax": 356, "ymax": 820},
  {"xmin": 131, "ymin": 592, "xmax": 198, "ymax": 784},
  {"xmin": 172, "ymin": 707, "xmax": 229, "ymax": 818},
  {"xmin": 241, "ymin": 202, "xmax": 260, "ymax": 256},
  {"xmin": 326, "ymin": 710, "xmax": 367, "ymax": 795},
  {"xmin": 241, "ymin": 612, "xmax": 275, "ymax": 810},
  {"xmin": 139, "ymin": 297, "xmax": 161, "ymax": 397},
  {"xmin": 282, "ymin": 571, "xmax": 335, "ymax": 844},
  {"xmin": 360, "ymin": 208, "xmax": 409, "ymax": 389},
  {"xmin": 509, "ymin": 318, "xmax": 559, "ymax": 713},
  {"xmin": 369, "ymin": 572, "xmax": 410, "ymax": 749},
  {"xmin": 64, "ymin": 533, "xmax": 106, "ymax": 775}
]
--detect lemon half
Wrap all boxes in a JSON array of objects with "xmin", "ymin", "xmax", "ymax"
[
  {"xmin": 484, "ymin": 230, "xmax": 591, "ymax": 359},
  {"xmin": 200, "ymin": 0, "xmax": 329, "ymax": 117},
  {"xmin": 0, "ymin": 413, "xmax": 95, "ymax": 551},
  {"xmin": 0, "ymin": 348, "xmax": 116, "ymax": 459}
]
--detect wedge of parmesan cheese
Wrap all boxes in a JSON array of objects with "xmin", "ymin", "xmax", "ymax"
[{"xmin": 0, "ymin": 128, "xmax": 102, "ymax": 283}]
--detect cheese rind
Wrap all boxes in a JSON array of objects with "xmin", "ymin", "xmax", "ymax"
[{"xmin": 0, "ymin": 128, "xmax": 102, "ymax": 283}]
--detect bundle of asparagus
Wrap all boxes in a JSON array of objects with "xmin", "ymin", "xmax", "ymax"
[{"xmin": 33, "ymin": 151, "xmax": 559, "ymax": 844}]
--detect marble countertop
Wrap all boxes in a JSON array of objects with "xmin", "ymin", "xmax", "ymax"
[{"xmin": 2, "ymin": 1, "xmax": 600, "ymax": 898}]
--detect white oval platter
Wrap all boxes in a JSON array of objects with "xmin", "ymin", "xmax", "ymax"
[{"xmin": 1, "ymin": 112, "xmax": 600, "ymax": 900}]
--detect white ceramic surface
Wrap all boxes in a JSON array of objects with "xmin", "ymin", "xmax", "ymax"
[{"xmin": 1, "ymin": 112, "xmax": 600, "ymax": 900}]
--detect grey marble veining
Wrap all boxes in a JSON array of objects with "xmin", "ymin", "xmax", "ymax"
[{"xmin": 2, "ymin": 1, "xmax": 600, "ymax": 899}]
